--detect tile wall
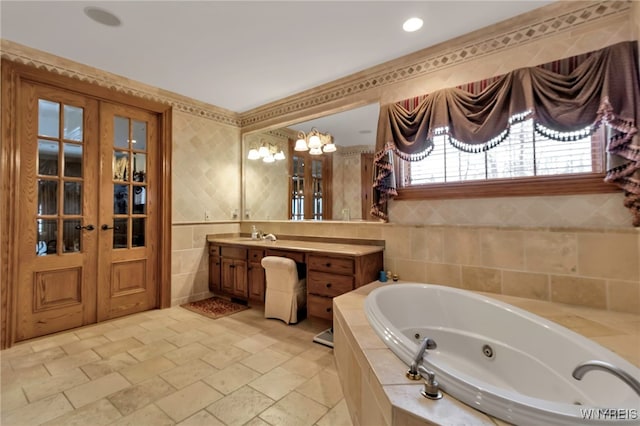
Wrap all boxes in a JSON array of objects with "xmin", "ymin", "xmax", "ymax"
[
  {"xmin": 241, "ymin": 221, "xmax": 639, "ymax": 314},
  {"xmin": 171, "ymin": 223, "xmax": 239, "ymax": 306},
  {"xmin": 243, "ymin": 131, "xmax": 289, "ymax": 221},
  {"xmin": 332, "ymin": 146, "xmax": 372, "ymax": 221}
]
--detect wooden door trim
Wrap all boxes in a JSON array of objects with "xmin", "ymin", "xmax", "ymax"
[{"xmin": 1, "ymin": 59, "xmax": 172, "ymax": 349}]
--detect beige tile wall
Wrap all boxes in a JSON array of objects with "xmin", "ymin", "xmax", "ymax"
[
  {"xmin": 172, "ymin": 111, "xmax": 241, "ymax": 223},
  {"xmin": 241, "ymin": 221, "xmax": 640, "ymax": 314},
  {"xmin": 243, "ymin": 132, "xmax": 289, "ymax": 221},
  {"xmin": 333, "ymin": 147, "xmax": 367, "ymax": 221},
  {"xmin": 171, "ymin": 223, "xmax": 240, "ymax": 306}
]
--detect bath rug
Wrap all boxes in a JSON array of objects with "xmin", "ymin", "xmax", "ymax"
[{"xmin": 181, "ymin": 297, "xmax": 249, "ymax": 319}]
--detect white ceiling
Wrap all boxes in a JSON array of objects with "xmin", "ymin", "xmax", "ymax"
[{"xmin": 1, "ymin": 1, "xmax": 551, "ymax": 114}]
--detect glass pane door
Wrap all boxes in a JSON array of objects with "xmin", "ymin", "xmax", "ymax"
[
  {"xmin": 36, "ymin": 98, "xmax": 85, "ymax": 255},
  {"xmin": 111, "ymin": 116, "xmax": 147, "ymax": 249}
]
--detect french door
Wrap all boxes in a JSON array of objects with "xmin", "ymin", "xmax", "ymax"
[{"xmin": 15, "ymin": 81, "xmax": 159, "ymax": 341}]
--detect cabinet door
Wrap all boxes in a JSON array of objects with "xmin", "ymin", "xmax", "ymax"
[
  {"xmin": 248, "ymin": 260, "xmax": 265, "ymax": 302},
  {"xmin": 221, "ymin": 258, "xmax": 235, "ymax": 294},
  {"xmin": 233, "ymin": 259, "xmax": 248, "ymax": 297},
  {"xmin": 209, "ymin": 255, "xmax": 221, "ymax": 292}
]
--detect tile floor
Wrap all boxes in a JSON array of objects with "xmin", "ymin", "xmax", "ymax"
[{"xmin": 0, "ymin": 306, "xmax": 354, "ymax": 426}]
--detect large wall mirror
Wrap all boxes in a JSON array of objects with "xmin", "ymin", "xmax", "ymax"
[{"xmin": 243, "ymin": 103, "xmax": 380, "ymax": 221}]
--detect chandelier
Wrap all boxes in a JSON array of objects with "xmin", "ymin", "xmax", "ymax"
[
  {"xmin": 294, "ymin": 128, "xmax": 336, "ymax": 155},
  {"xmin": 247, "ymin": 140, "xmax": 286, "ymax": 163}
]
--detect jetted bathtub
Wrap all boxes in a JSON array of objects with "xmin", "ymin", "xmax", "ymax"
[{"xmin": 364, "ymin": 283, "xmax": 640, "ymax": 426}]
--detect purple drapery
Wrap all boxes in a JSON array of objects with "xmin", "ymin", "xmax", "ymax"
[{"xmin": 372, "ymin": 41, "xmax": 640, "ymax": 225}]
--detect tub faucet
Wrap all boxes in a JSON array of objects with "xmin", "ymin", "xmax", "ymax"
[
  {"xmin": 572, "ymin": 360, "xmax": 640, "ymax": 397},
  {"xmin": 407, "ymin": 337, "xmax": 437, "ymax": 380},
  {"xmin": 419, "ymin": 365, "xmax": 443, "ymax": 400}
]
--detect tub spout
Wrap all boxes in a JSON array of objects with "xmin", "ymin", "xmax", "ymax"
[
  {"xmin": 572, "ymin": 360, "xmax": 640, "ymax": 397},
  {"xmin": 406, "ymin": 337, "xmax": 437, "ymax": 380}
]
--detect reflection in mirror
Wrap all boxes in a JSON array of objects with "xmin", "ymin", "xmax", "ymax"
[
  {"xmin": 243, "ymin": 103, "xmax": 379, "ymax": 221},
  {"xmin": 38, "ymin": 140, "xmax": 58, "ymax": 175},
  {"xmin": 64, "ymin": 143, "xmax": 82, "ymax": 177}
]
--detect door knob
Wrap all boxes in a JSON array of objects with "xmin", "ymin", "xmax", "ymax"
[
  {"xmin": 101, "ymin": 224, "xmax": 120, "ymax": 230},
  {"xmin": 75, "ymin": 224, "xmax": 95, "ymax": 231}
]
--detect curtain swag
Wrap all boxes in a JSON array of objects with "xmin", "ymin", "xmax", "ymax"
[{"xmin": 372, "ymin": 41, "xmax": 640, "ymax": 225}]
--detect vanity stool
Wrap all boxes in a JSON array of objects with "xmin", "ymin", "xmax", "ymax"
[{"xmin": 261, "ymin": 256, "xmax": 306, "ymax": 324}]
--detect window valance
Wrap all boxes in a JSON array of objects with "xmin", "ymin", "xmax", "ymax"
[{"xmin": 373, "ymin": 41, "xmax": 640, "ymax": 225}]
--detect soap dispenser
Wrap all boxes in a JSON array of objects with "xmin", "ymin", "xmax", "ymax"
[{"xmin": 251, "ymin": 225, "xmax": 258, "ymax": 240}]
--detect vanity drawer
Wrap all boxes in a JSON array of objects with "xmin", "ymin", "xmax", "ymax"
[
  {"xmin": 308, "ymin": 271, "xmax": 353, "ymax": 297},
  {"xmin": 209, "ymin": 244, "xmax": 220, "ymax": 256},
  {"xmin": 307, "ymin": 295, "xmax": 334, "ymax": 321},
  {"xmin": 221, "ymin": 246, "xmax": 247, "ymax": 260},
  {"xmin": 248, "ymin": 249, "xmax": 264, "ymax": 262},
  {"xmin": 308, "ymin": 255, "xmax": 354, "ymax": 275},
  {"xmin": 265, "ymin": 249, "xmax": 305, "ymax": 264}
]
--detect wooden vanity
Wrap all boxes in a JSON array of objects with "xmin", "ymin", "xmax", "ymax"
[{"xmin": 207, "ymin": 235, "xmax": 384, "ymax": 322}]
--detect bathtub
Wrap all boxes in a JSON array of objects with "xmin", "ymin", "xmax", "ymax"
[{"xmin": 365, "ymin": 283, "xmax": 640, "ymax": 426}]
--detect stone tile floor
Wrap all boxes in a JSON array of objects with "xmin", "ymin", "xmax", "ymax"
[{"xmin": 0, "ymin": 306, "xmax": 353, "ymax": 426}]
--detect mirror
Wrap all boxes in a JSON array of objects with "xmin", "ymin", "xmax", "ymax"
[{"xmin": 243, "ymin": 103, "xmax": 380, "ymax": 221}]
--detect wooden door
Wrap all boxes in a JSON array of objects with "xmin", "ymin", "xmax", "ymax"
[
  {"xmin": 16, "ymin": 82, "xmax": 99, "ymax": 341},
  {"xmin": 97, "ymin": 103, "xmax": 158, "ymax": 320}
]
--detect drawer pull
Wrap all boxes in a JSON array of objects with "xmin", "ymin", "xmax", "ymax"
[
  {"xmin": 325, "ymin": 262, "xmax": 332, "ymax": 267},
  {"xmin": 326, "ymin": 283, "xmax": 332, "ymax": 288},
  {"xmin": 326, "ymin": 307, "xmax": 332, "ymax": 312}
]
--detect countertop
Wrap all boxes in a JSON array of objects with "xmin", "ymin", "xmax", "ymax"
[{"xmin": 206, "ymin": 235, "xmax": 384, "ymax": 256}]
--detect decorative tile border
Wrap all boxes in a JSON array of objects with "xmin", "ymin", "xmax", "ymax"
[{"xmin": 240, "ymin": 1, "xmax": 631, "ymax": 128}]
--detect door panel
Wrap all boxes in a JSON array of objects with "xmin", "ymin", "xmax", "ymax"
[
  {"xmin": 98, "ymin": 102, "xmax": 158, "ymax": 320},
  {"xmin": 16, "ymin": 82, "xmax": 99, "ymax": 341}
]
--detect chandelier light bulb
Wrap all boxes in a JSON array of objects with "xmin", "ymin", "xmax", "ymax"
[
  {"xmin": 263, "ymin": 153, "xmax": 275, "ymax": 163},
  {"xmin": 323, "ymin": 143, "xmax": 336, "ymax": 153},
  {"xmin": 247, "ymin": 148, "xmax": 260, "ymax": 160},
  {"xmin": 308, "ymin": 134, "xmax": 321, "ymax": 149},
  {"xmin": 294, "ymin": 138, "xmax": 309, "ymax": 151}
]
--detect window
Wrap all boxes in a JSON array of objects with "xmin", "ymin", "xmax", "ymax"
[{"xmin": 397, "ymin": 118, "xmax": 611, "ymax": 199}]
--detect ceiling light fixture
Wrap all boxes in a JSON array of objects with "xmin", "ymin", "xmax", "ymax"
[
  {"xmin": 84, "ymin": 7, "xmax": 122, "ymax": 27},
  {"xmin": 247, "ymin": 140, "xmax": 286, "ymax": 163},
  {"xmin": 403, "ymin": 17, "xmax": 423, "ymax": 32},
  {"xmin": 294, "ymin": 128, "xmax": 336, "ymax": 155}
]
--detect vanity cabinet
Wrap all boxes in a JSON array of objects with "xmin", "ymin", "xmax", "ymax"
[
  {"xmin": 207, "ymin": 238, "xmax": 383, "ymax": 317},
  {"xmin": 220, "ymin": 247, "xmax": 248, "ymax": 298},
  {"xmin": 208, "ymin": 244, "xmax": 222, "ymax": 292},
  {"xmin": 247, "ymin": 249, "xmax": 265, "ymax": 303},
  {"xmin": 306, "ymin": 252, "xmax": 382, "ymax": 321}
]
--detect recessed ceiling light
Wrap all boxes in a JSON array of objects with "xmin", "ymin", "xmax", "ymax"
[
  {"xmin": 403, "ymin": 17, "xmax": 423, "ymax": 33},
  {"xmin": 84, "ymin": 7, "xmax": 122, "ymax": 27}
]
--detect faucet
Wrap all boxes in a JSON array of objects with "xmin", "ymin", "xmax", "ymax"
[
  {"xmin": 406, "ymin": 337, "xmax": 437, "ymax": 380},
  {"xmin": 572, "ymin": 360, "xmax": 640, "ymax": 397},
  {"xmin": 263, "ymin": 233, "xmax": 277, "ymax": 241},
  {"xmin": 419, "ymin": 365, "xmax": 443, "ymax": 400}
]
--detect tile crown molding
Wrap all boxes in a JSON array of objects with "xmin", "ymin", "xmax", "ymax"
[
  {"xmin": 239, "ymin": 0, "xmax": 632, "ymax": 129},
  {"xmin": 0, "ymin": 39, "xmax": 241, "ymax": 127}
]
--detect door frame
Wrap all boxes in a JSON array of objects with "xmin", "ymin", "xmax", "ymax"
[{"xmin": 1, "ymin": 60, "xmax": 173, "ymax": 349}]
